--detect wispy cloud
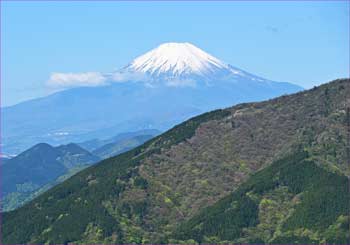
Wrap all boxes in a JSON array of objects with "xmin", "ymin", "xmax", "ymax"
[
  {"xmin": 46, "ymin": 70, "xmax": 149, "ymax": 90},
  {"xmin": 47, "ymin": 72, "xmax": 107, "ymax": 89},
  {"xmin": 46, "ymin": 70, "xmax": 197, "ymax": 90}
]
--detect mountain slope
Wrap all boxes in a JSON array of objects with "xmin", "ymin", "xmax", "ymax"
[
  {"xmin": 1, "ymin": 143, "xmax": 100, "ymax": 211},
  {"xmin": 2, "ymin": 42, "xmax": 302, "ymax": 155},
  {"xmin": 173, "ymin": 151, "xmax": 349, "ymax": 244},
  {"xmin": 127, "ymin": 43, "xmax": 227, "ymax": 75},
  {"xmin": 78, "ymin": 129, "xmax": 160, "ymax": 152},
  {"xmin": 92, "ymin": 134, "xmax": 156, "ymax": 159},
  {"xmin": 2, "ymin": 79, "xmax": 347, "ymax": 244}
]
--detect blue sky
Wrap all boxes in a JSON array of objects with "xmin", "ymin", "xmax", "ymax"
[{"xmin": 2, "ymin": 1, "xmax": 349, "ymax": 106}]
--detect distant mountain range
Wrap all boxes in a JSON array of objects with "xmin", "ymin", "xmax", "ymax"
[
  {"xmin": 78, "ymin": 129, "xmax": 160, "ymax": 152},
  {"xmin": 3, "ymin": 79, "xmax": 348, "ymax": 244},
  {"xmin": 2, "ymin": 42, "xmax": 302, "ymax": 155},
  {"xmin": 1, "ymin": 130, "xmax": 158, "ymax": 211}
]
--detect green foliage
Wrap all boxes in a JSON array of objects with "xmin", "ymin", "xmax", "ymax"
[
  {"xmin": 322, "ymin": 215, "xmax": 350, "ymax": 244},
  {"xmin": 2, "ymin": 79, "xmax": 349, "ymax": 244},
  {"xmin": 173, "ymin": 151, "xmax": 350, "ymax": 243},
  {"xmin": 2, "ymin": 108, "xmax": 230, "ymax": 244},
  {"xmin": 133, "ymin": 176, "xmax": 148, "ymax": 189},
  {"xmin": 153, "ymin": 109, "xmax": 230, "ymax": 149}
]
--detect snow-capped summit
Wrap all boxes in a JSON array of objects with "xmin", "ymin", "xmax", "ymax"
[
  {"xmin": 125, "ymin": 42, "xmax": 232, "ymax": 78},
  {"xmin": 112, "ymin": 42, "xmax": 285, "ymax": 87}
]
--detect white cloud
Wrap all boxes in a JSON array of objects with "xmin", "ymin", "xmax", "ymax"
[
  {"xmin": 46, "ymin": 70, "xmax": 196, "ymax": 90},
  {"xmin": 47, "ymin": 72, "xmax": 107, "ymax": 89}
]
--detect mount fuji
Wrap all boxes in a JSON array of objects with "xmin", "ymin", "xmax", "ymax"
[
  {"xmin": 2, "ymin": 42, "xmax": 302, "ymax": 154},
  {"xmin": 114, "ymin": 42, "xmax": 288, "ymax": 87}
]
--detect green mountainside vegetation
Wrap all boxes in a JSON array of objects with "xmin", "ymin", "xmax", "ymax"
[
  {"xmin": 2, "ymin": 79, "xmax": 349, "ymax": 244},
  {"xmin": 2, "ymin": 131, "xmax": 157, "ymax": 212},
  {"xmin": 173, "ymin": 151, "xmax": 349, "ymax": 244},
  {"xmin": 1, "ymin": 143, "xmax": 99, "ymax": 211}
]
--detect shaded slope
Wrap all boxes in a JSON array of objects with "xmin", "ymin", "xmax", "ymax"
[
  {"xmin": 2, "ymin": 143, "xmax": 66, "ymax": 196},
  {"xmin": 1, "ymin": 143, "xmax": 99, "ymax": 211}
]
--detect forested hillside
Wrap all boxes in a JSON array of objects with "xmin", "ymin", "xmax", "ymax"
[
  {"xmin": 173, "ymin": 151, "xmax": 349, "ymax": 244},
  {"xmin": 2, "ymin": 79, "xmax": 349, "ymax": 244},
  {"xmin": 1, "ymin": 143, "xmax": 99, "ymax": 211}
]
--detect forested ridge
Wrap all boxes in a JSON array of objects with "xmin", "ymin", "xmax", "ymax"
[
  {"xmin": 2, "ymin": 79, "xmax": 349, "ymax": 244},
  {"xmin": 173, "ymin": 151, "xmax": 350, "ymax": 244}
]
